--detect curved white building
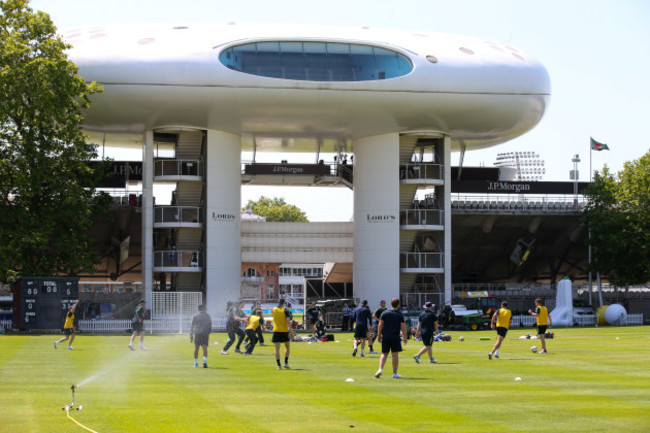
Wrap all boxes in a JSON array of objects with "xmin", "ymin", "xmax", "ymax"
[{"xmin": 64, "ymin": 23, "xmax": 550, "ymax": 317}]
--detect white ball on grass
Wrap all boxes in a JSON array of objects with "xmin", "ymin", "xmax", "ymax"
[{"xmin": 531, "ymin": 345, "xmax": 538, "ymax": 353}]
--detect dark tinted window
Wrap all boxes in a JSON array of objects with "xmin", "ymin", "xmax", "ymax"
[{"xmin": 219, "ymin": 41, "xmax": 412, "ymax": 81}]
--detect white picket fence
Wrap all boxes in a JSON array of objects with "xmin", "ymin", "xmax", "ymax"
[{"xmin": 78, "ymin": 316, "xmax": 228, "ymax": 334}]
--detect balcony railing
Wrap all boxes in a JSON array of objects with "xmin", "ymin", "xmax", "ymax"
[
  {"xmin": 400, "ymin": 252, "xmax": 443, "ymax": 270},
  {"xmin": 400, "ymin": 209, "xmax": 443, "ymax": 226},
  {"xmin": 400, "ymin": 163, "xmax": 443, "ymax": 181},
  {"xmin": 154, "ymin": 206, "xmax": 203, "ymax": 224},
  {"xmin": 154, "ymin": 159, "xmax": 202, "ymax": 178},
  {"xmin": 242, "ymin": 276, "xmax": 265, "ymax": 282},
  {"xmin": 154, "ymin": 250, "xmax": 202, "ymax": 269}
]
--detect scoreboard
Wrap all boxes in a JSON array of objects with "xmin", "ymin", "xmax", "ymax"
[{"xmin": 12, "ymin": 277, "xmax": 79, "ymax": 331}]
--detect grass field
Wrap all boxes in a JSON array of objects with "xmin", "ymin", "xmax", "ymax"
[{"xmin": 1, "ymin": 326, "xmax": 649, "ymax": 432}]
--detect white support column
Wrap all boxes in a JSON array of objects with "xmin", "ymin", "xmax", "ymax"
[
  {"xmin": 353, "ymin": 133, "xmax": 400, "ymax": 308},
  {"xmin": 443, "ymin": 135, "xmax": 452, "ymax": 305},
  {"xmin": 142, "ymin": 130, "xmax": 154, "ymax": 304},
  {"xmin": 205, "ymin": 130, "xmax": 241, "ymax": 319}
]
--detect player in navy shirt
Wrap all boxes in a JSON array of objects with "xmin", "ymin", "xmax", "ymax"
[
  {"xmin": 351, "ymin": 300, "xmax": 373, "ymax": 357},
  {"xmin": 413, "ymin": 301, "xmax": 439, "ymax": 364},
  {"xmin": 374, "ymin": 298, "xmax": 407, "ymax": 379}
]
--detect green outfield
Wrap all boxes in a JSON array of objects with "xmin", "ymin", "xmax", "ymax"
[{"xmin": 1, "ymin": 326, "xmax": 649, "ymax": 432}]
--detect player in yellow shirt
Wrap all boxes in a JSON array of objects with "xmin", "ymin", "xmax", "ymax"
[
  {"xmin": 244, "ymin": 310, "xmax": 263, "ymax": 355},
  {"xmin": 529, "ymin": 298, "xmax": 552, "ymax": 354},
  {"xmin": 489, "ymin": 301, "xmax": 512, "ymax": 360},
  {"xmin": 54, "ymin": 300, "xmax": 79, "ymax": 350},
  {"xmin": 272, "ymin": 299, "xmax": 293, "ymax": 369}
]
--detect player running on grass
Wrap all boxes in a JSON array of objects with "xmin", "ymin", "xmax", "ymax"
[
  {"xmin": 369, "ymin": 299, "xmax": 387, "ymax": 354},
  {"xmin": 190, "ymin": 304, "xmax": 212, "ymax": 368},
  {"xmin": 129, "ymin": 299, "xmax": 147, "ymax": 351},
  {"xmin": 222, "ymin": 301, "xmax": 246, "ymax": 355},
  {"xmin": 244, "ymin": 309, "xmax": 263, "ymax": 355},
  {"xmin": 54, "ymin": 299, "xmax": 79, "ymax": 350},
  {"xmin": 413, "ymin": 301, "xmax": 439, "ymax": 364},
  {"xmin": 352, "ymin": 300, "xmax": 373, "ymax": 357},
  {"xmin": 489, "ymin": 301, "xmax": 512, "ymax": 360},
  {"xmin": 529, "ymin": 298, "xmax": 552, "ymax": 354},
  {"xmin": 272, "ymin": 299, "xmax": 293, "ymax": 369}
]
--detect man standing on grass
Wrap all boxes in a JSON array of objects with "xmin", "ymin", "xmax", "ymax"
[
  {"xmin": 352, "ymin": 300, "xmax": 373, "ymax": 357},
  {"xmin": 54, "ymin": 299, "xmax": 79, "ymax": 350},
  {"xmin": 129, "ymin": 299, "xmax": 147, "ymax": 351},
  {"xmin": 489, "ymin": 301, "xmax": 512, "ymax": 360},
  {"xmin": 341, "ymin": 303, "xmax": 353, "ymax": 332},
  {"xmin": 222, "ymin": 300, "xmax": 246, "ymax": 355},
  {"xmin": 272, "ymin": 299, "xmax": 293, "ymax": 369},
  {"xmin": 190, "ymin": 304, "xmax": 212, "ymax": 368},
  {"xmin": 375, "ymin": 298, "xmax": 408, "ymax": 379},
  {"xmin": 413, "ymin": 302, "xmax": 439, "ymax": 364},
  {"xmin": 529, "ymin": 298, "xmax": 552, "ymax": 354}
]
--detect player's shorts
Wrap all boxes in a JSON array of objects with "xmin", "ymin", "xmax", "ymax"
[
  {"xmin": 381, "ymin": 337, "xmax": 403, "ymax": 353},
  {"xmin": 421, "ymin": 332, "xmax": 434, "ymax": 346},
  {"xmin": 537, "ymin": 325, "xmax": 548, "ymax": 335},
  {"xmin": 194, "ymin": 333, "xmax": 210, "ymax": 346},
  {"xmin": 132, "ymin": 321, "xmax": 143, "ymax": 332},
  {"xmin": 310, "ymin": 317, "xmax": 320, "ymax": 325},
  {"xmin": 496, "ymin": 326, "xmax": 508, "ymax": 337},
  {"xmin": 272, "ymin": 332, "xmax": 290, "ymax": 343},
  {"xmin": 63, "ymin": 327, "xmax": 75, "ymax": 336},
  {"xmin": 354, "ymin": 324, "xmax": 368, "ymax": 339}
]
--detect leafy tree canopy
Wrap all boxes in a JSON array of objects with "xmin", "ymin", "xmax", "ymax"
[
  {"xmin": 583, "ymin": 151, "xmax": 650, "ymax": 286},
  {"xmin": 243, "ymin": 196, "xmax": 309, "ymax": 222},
  {"xmin": 0, "ymin": 0, "xmax": 110, "ymax": 282}
]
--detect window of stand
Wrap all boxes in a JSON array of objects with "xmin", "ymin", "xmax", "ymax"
[{"xmin": 219, "ymin": 41, "xmax": 413, "ymax": 82}]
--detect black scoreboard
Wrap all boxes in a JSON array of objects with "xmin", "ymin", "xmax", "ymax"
[{"xmin": 12, "ymin": 277, "xmax": 79, "ymax": 331}]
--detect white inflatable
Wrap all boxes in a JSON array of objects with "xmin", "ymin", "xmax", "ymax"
[
  {"xmin": 604, "ymin": 304, "xmax": 627, "ymax": 325},
  {"xmin": 550, "ymin": 277, "xmax": 573, "ymax": 327}
]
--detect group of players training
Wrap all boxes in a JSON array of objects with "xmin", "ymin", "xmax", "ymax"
[
  {"xmin": 190, "ymin": 299, "xmax": 293, "ymax": 370},
  {"xmin": 55, "ymin": 295, "xmax": 552, "ymax": 379}
]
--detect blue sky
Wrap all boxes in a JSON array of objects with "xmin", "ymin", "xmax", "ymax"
[{"xmin": 30, "ymin": 0, "xmax": 650, "ymax": 221}]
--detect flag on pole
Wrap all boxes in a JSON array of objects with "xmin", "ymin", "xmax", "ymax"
[{"xmin": 590, "ymin": 137, "xmax": 609, "ymax": 151}]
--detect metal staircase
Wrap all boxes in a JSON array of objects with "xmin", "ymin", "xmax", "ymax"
[
  {"xmin": 153, "ymin": 130, "xmax": 206, "ymax": 293},
  {"xmin": 398, "ymin": 134, "xmax": 445, "ymax": 298}
]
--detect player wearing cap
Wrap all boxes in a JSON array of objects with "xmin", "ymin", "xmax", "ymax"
[
  {"xmin": 190, "ymin": 304, "xmax": 212, "ymax": 368},
  {"xmin": 272, "ymin": 299, "xmax": 293, "ymax": 369},
  {"xmin": 352, "ymin": 300, "xmax": 373, "ymax": 357},
  {"xmin": 413, "ymin": 302, "xmax": 439, "ymax": 364},
  {"xmin": 54, "ymin": 300, "xmax": 79, "ymax": 350},
  {"xmin": 129, "ymin": 299, "xmax": 147, "ymax": 351}
]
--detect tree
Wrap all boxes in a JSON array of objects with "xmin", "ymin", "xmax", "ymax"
[
  {"xmin": 583, "ymin": 151, "xmax": 650, "ymax": 286},
  {"xmin": 243, "ymin": 196, "xmax": 309, "ymax": 222},
  {"xmin": 0, "ymin": 0, "xmax": 110, "ymax": 283}
]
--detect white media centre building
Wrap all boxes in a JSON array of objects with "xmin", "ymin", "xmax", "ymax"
[{"xmin": 66, "ymin": 23, "xmax": 550, "ymax": 319}]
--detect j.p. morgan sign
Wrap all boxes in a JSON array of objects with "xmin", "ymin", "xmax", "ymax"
[
  {"xmin": 451, "ymin": 180, "xmax": 590, "ymax": 194},
  {"xmin": 244, "ymin": 163, "xmax": 330, "ymax": 176},
  {"xmin": 366, "ymin": 214, "xmax": 397, "ymax": 223}
]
